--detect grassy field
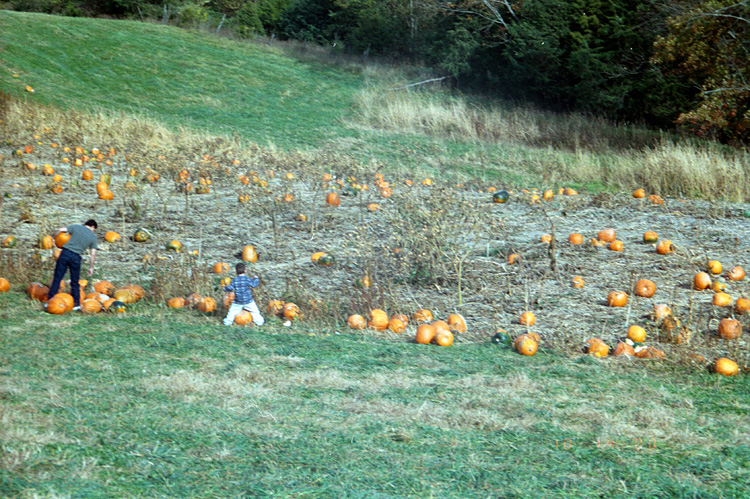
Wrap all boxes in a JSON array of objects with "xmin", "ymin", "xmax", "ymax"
[
  {"xmin": 2, "ymin": 10, "xmax": 750, "ymax": 498},
  {"xmin": 3, "ymin": 290, "xmax": 749, "ymax": 498}
]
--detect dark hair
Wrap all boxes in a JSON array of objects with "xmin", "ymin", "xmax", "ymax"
[
  {"xmin": 84, "ymin": 219, "xmax": 98, "ymax": 229},
  {"xmin": 236, "ymin": 262, "xmax": 246, "ymax": 274}
]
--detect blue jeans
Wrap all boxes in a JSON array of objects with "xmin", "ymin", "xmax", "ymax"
[{"xmin": 49, "ymin": 248, "xmax": 82, "ymax": 306}]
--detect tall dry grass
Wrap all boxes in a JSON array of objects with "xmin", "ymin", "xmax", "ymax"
[{"xmin": 352, "ymin": 86, "xmax": 750, "ymax": 201}]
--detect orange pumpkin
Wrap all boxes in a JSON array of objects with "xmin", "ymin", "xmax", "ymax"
[
  {"xmin": 727, "ymin": 266, "xmax": 745, "ymax": 281},
  {"xmin": 167, "ymin": 297, "xmax": 186, "ymax": 308},
  {"xmin": 113, "ymin": 289, "xmax": 136, "ymax": 304},
  {"xmin": 368, "ymin": 309, "xmax": 389, "ymax": 331},
  {"xmin": 234, "ymin": 310, "xmax": 254, "ymax": 325},
  {"xmin": 713, "ymin": 292, "xmax": 733, "ymax": 307},
  {"xmin": 656, "ymin": 240, "xmax": 675, "ymax": 255},
  {"xmin": 325, "ymin": 192, "xmax": 341, "ymax": 206},
  {"xmin": 197, "ymin": 297, "xmax": 218, "ymax": 313},
  {"xmin": 435, "ymin": 330, "xmax": 454, "ymax": 347},
  {"xmin": 122, "ymin": 284, "xmax": 145, "ymax": 301},
  {"xmin": 715, "ymin": 358, "xmax": 739, "ymax": 376},
  {"xmin": 540, "ymin": 234, "xmax": 553, "ymax": 244},
  {"xmin": 0, "ymin": 277, "xmax": 9, "ymax": 293},
  {"xmin": 635, "ymin": 346, "xmax": 666, "ymax": 359},
  {"xmin": 93, "ymin": 280, "xmax": 115, "ymax": 295},
  {"xmin": 652, "ymin": 303, "xmax": 672, "ymax": 321},
  {"xmin": 185, "ymin": 292, "xmax": 204, "ymax": 308},
  {"xmin": 223, "ymin": 292, "xmax": 235, "ymax": 309},
  {"xmin": 519, "ymin": 311, "xmax": 536, "ymax": 326},
  {"xmin": 104, "ymin": 231, "xmax": 121, "ymax": 243},
  {"xmin": 572, "ymin": 276, "xmax": 585, "ymax": 288},
  {"xmin": 27, "ymin": 282, "xmax": 49, "ymax": 302},
  {"xmin": 608, "ymin": 240, "xmax": 624, "ymax": 251},
  {"xmin": 267, "ymin": 300, "xmax": 285, "ymax": 316},
  {"xmin": 347, "ymin": 314, "xmax": 367, "ymax": 330},
  {"xmin": 634, "ymin": 279, "xmax": 656, "ymax": 298},
  {"xmin": 242, "ymin": 245, "xmax": 259, "ymax": 263},
  {"xmin": 388, "ymin": 318, "xmax": 406, "ymax": 333},
  {"xmin": 643, "ymin": 230, "xmax": 658, "ymax": 243},
  {"xmin": 718, "ymin": 318, "xmax": 742, "ymax": 340},
  {"xmin": 55, "ymin": 232, "xmax": 71, "ymax": 248},
  {"xmin": 39, "ymin": 235, "xmax": 55, "ymax": 249},
  {"xmin": 515, "ymin": 335, "xmax": 538, "ymax": 356},
  {"xmin": 613, "ymin": 342, "xmax": 635, "ymax": 356},
  {"xmin": 447, "ymin": 314, "xmax": 467, "ymax": 333},
  {"xmin": 694, "ymin": 272, "xmax": 712, "ymax": 290},
  {"xmin": 632, "ymin": 188, "xmax": 646, "ymax": 198},
  {"xmin": 607, "ymin": 291, "xmax": 628, "ymax": 307},
  {"xmin": 81, "ymin": 299, "xmax": 102, "ymax": 314},
  {"xmin": 213, "ymin": 262, "xmax": 229, "ymax": 274},
  {"xmin": 735, "ymin": 297, "xmax": 750, "ymax": 315},
  {"xmin": 413, "ymin": 309, "xmax": 434, "ymax": 323},
  {"xmin": 627, "ymin": 325, "xmax": 647, "ymax": 343},
  {"xmin": 587, "ymin": 339, "xmax": 609, "ymax": 358},
  {"xmin": 46, "ymin": 295, "xmax": 68, "ymax": 314},
  {"xmin": 415, "ymin": 324, "xmax": 436, "ymax": 344},
  {"xmin": 283, "ymin": 302, "xmax": 301, "ymax": 321},
  {"xmin": 597, "ymin": 229, "xmax": 616, "ymax": 243},
  {"xmin": 568, "ymin": 233, "xmax": 583, "ymax": 245},
  {"xmin": 707, "ymin": 260, "xmax": 722, "ymax": 275}
]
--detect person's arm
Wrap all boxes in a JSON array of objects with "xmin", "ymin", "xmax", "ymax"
[
  {"xmin": 249, "ymin": 275, "xmax": 260, "ymax": 287},
  {"xmin": 88, "ymin": 249, "xmax": 97, "ymax": 276}
]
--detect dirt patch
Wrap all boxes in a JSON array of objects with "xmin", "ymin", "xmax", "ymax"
[{"xmin": 2, "ymin": 141, "xmax": 749, "ymax": 369}]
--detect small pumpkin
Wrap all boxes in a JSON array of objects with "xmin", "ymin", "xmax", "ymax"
[
  {"xmin": 108, "ymin": 300, "xmax": 127, "ymax": 313},
  {"xmin": 391, "ymin": 313, "xmax": 409, "ymax": 327},
  {"xmin": 714, "ymin": 358, "xmax": 739, "ymax": 376},
  {"xmin": 122, "ymin": 284, "xmax": 145, "ymax": 301},
  {"xmin": 39, "ymin": 235, "xmax": 55, "ymax": 249},
  {"xmin": 242, "ymin": 245, "xmax": 259, "ymax": 263},
  {"xmin": 185, "ymin": 292, "xmax": 204, "ymax": 308},
  {"xmin": 613, "ymin": 342, "xmax": 635, "ymax": 356},
  {"xmin": 435, "ymin": 330, "xmax": 454, "ymax": 347},
  {"xmin": 707, "ymin": 260, "xmax": 722, "ymax": 275},
  {"xmin": 568, "ymin": 233, "xmax": 583, "ymax": 245},
  {"xmin": 572, "ymin": 276, "xmax": 585, "ymax": 288},
  {"xmin": 368, "ymin": 309, "xmax": 389, "ymax": 331},
  {"xmin": 643, "ymin": 230, "xmax": 658, "ymax": 244},
  {"xmin": 27, "ymin": 282, "xmax": 49, "ymax": 302},
  {"xmin": 635, "ymin": 346, "xmax": 666, "ymax": 359},
  {"xmin": 167, "ymin": 297, "xmax": 186, "ymax": 308},
  {"xmin": 713, "ymin": 292, "xmax": 733, "ymax": 307},
  {"xmin": 656, "ymin": 239, "xmax": 675, "ymax": 255},
  {"xmin": 283, "ymin": 302, "xmax": 301, "ymax": 321},
  {"xmin": 133, "ymin": 228, "xmax": 150, "ymax": 243},
  {"xmin": 113, "ymin": 288, "xmax": 136, "ymax": 304},
  {"xmin": 213, "ymin": 262, "xmax": 230, "ymax": 274},
  {"xmin": 311, "ymin": 252, "xmax": 328, "ymax": 264},
  {"xmin": 0, "ymin": 277, "xmax": 9, "ymax": 293},
  {"xmin": 519, "ymin": 311, "xmax": 536, "ymax": 326},
  {"xmin": 318, "ymin": 254, "xmax": 335, "ymax": 266},
  {"xmin": 197, "ymin": 297, "xmax": 218, "ymax": 313},
  {"xmin": 727, "ymin": 266, "xmax": 745, "ymax": 281},
  {"xmin": 388, "ymin": 318, "xmax": 406, "ymax": 333},
  {"xmin": 234, "ymin": 310, "xmax": 254, "ymax": 325},
  {"xmin": 415, "ymin": 324, "xmax": 436, "ymax": 344},
  {"xmin": 607, "ymin": 291, "xmax": 628, "ymax": 307},
  {"xmin": 166, "ymin": 240, "xmax": 182, "ymax": 252},
  {"xmin": 634, "ymin": 279, "xmax": 656, "ymax": 298},
  {"xmin": 104, "ymin": 231, "xmax": 121, "ymax": 243},
  {"xmin": 81, "ymin": 299, "xmax": 102, "ymax": 314},
  {"xmin": 347, "ymin": 314, "xmax": 367, "ymax": 330},
  {"xmin": 587, "ymin": 339, "xmax": 609, "ymax": 358},
  {"xmin": 608, "ymin": 240, "xmax": 624, "ymax": 251},
  {"xmin": 267, "ymin": 300, "xmax": 285, "ymax": 316},
  {"xmin": 223, "ymin": 292, "xmax": 235, "ymax": 309},
  {"xmin": 413, "ymin": 309, "xmax": 433, "ymax": 323},
  {"xmin": 325, "ymin": 192, "xmax": 341, "ymax": 206},
  {"xmin": 93, "ymin": 280, "xmax": 115, "ymax": 295},
  {"xmin": 597, "ymin": 229, "xmax": 616, "ymax": 243},
  {"xmin": 694, "ymin": 272, "xmax": 712, "ymax": 290},
  {"xmin": 46, "ymin": 295, "xmax": 69, "ymax": 314},
  {"xmin": 492, "ymin": 190, "xmax": 509, "ymax": 204},
  {"xmin": 447, "ymin": 313, "xmax": 467, "ymax": 333},
  {"xmin": 515, "ymin": 335, "xmax": 538, "ymax": 356},
  {"xmin": 632, "ymin": 188, "xmax": 646, "ymax": 198},
  {"xmin": 627, "ymin": 325, "xmax": 647, "ymax": 343},
  {"xmin": 735, "ymin": 296, "xmax": 750, "ymax": 315},
  {"xmin": 718, "ymin": 318, "xmax": 742, "ymax": 340},
  {"xmin": 540, "ymin": 234, "xmax": 553, "ymax": 244}
]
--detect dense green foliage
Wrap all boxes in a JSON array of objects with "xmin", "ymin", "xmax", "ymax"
[{"xmin": 2, "ymin": 0, "xmax": 748, "ymax": 144}]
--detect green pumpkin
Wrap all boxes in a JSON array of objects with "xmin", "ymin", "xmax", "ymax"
[
  {"xmin": 492, "ymin": 190, "xmax": 510, "ymax": 204},
  {"xmin": 340, "ymin": 186, "xmax": 359, "ymax": 197},
  {"xmin": 133, "ymin": 228, "xmax": 150, "ymax": 243},
  {"xmin": 318, "ymin": 254, "xmax": 335, "ymax": 266},
  {"xmin": 109, "ymin": 300, "xmax": 127, "ymax": 313},
  {"xmin": 2, "ymin": 235, "xmax": 18, "ymax": 248},
  {"xmin": 492, "ymin": 332, "xmax": 512, "ymax": 346}
]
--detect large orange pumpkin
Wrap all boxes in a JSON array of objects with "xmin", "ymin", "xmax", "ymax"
[
  {"xmin": 81, "ymin": 299, "xmax": 102, "ymax": 314},
  {"xmin": 167, "ymin": 297, "xmax": 186, "ymax": 308},
  {"xmin": 0, "ymin": 278, "xmax": 9, "ymax": 293},
  {"xmin": 694, "ymin": 272, "xmax": 712, "ymax": 290},
  {"xmin": 515, "ymin": 335, "xmax": 538, "ymax": 356},
  {"xmin": 727, "ymin": 266, "xmax": 746, "ymax": 281},
  {"xmin": 607, "ymin": 291, "xmax": 628, "ymax": 307},
  {"xmin": 447, "ymin": 314, "xmax": 467, "ymax": 333},
  {"xmin": 435, "ymin": 330, "xmax": 454, "ymax": 346},
  {"xmin": 46, "ymin": 295, "xmax": 68, "ymax": 314},
  {"xmin": 368, "ymin": 309, "xmax": 389, "ymax": 331},
  {"xmin": 27, "ymin": 282, "xmax": 49, "ymax": 302},
  {"xmin": 597, "ymin": 229, "xmax": 616, "ymax": 243},
  {"xmin": 113, "ymin": 288, "xmax": 136, "ymax": 304},
  {"xmin": 234, "ymin": 310, "xmax": 254, "ymax": 325},
  {"xmin": 634, "ymin": 279, "xmax": 656, "ymax": 298},
  {"xmin": 93, "ymin": 280, "xmax": 115, "ymax": 295},
  {"xmin": 267, "ymin": 300, "xmax": 285, "ymax": 316},
  {"xmin": 55, "ymin": 232, "xmax": 71, "ymax": 248},
  {"xmin": 715, "ymin": 358, "xmax": 739, "ymax": 376},
  {"xmin": 283, "ymin": 302, "xmax": 301, "ymax": 321},
  {"xmin": 415, "ymin": 324, "xmax": 436, "ymax": 344},
  {"xmin": 718, "ymin": 318, "xmax": 742, "ymax": 340},
  {"xmin": 325, "ymin": 192, "xmax": 341, "ymax": 206},
  {"xmin": 197, "ymin": 297, "xmax": 217, "ymax": 313},
  {"xmin": 241, "ymin": 246, "xmax": 259, "ymax": 263},
  {"xmin": 388, "ymin": 318, "xmax": 406, "ymax": 333}
]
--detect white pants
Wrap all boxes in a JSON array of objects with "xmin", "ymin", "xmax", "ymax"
[{"xmin": 223, "ymin": 300, "xmax": 264, "ymax": 326}]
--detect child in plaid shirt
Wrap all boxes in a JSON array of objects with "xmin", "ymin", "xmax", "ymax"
[{"xmin": 223, "ymin": 263, "xmax": 264, "ymax": 326}]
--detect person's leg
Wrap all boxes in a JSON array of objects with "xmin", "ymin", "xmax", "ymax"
[
  {"xmin": 48, "ymin": 250, "xmax": 72, "ymax": 299},
  {"xmin": 243, "ymin": 301, "xmax": 264, "ymax": 326},
  {"xmin": 69, "ymin": 253, "xmax": 82, "ymax": 307},
  {"xmin": 223, "ymin": 303, "xmax": 243, "ymax": 325}
]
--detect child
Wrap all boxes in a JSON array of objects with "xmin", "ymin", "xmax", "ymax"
[{"xmin": 223, "ymin": 262, "xmax": 264, "ymax": 326}]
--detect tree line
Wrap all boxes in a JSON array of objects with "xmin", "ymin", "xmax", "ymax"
[{"xmin": 7, "ymin": 0, "xmax": 749, "ymax": 145}]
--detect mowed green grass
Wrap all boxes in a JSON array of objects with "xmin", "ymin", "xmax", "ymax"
[
  {"xmin": 2, "ymin": 291, "xmax": 749, "ymax": 498},
  {"xmin": 0, "ymin": 11, "xmax": 362, "ymax": 149}
]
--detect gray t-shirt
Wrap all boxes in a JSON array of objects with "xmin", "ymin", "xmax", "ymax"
[{"xmin": 63, "ymin": 224, "xmax": 98, "ymax": 255}]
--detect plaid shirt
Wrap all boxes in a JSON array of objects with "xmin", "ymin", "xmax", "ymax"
[{"xmin": 224, "ymin": 274, "xmax": 259, "ymax": 305}]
